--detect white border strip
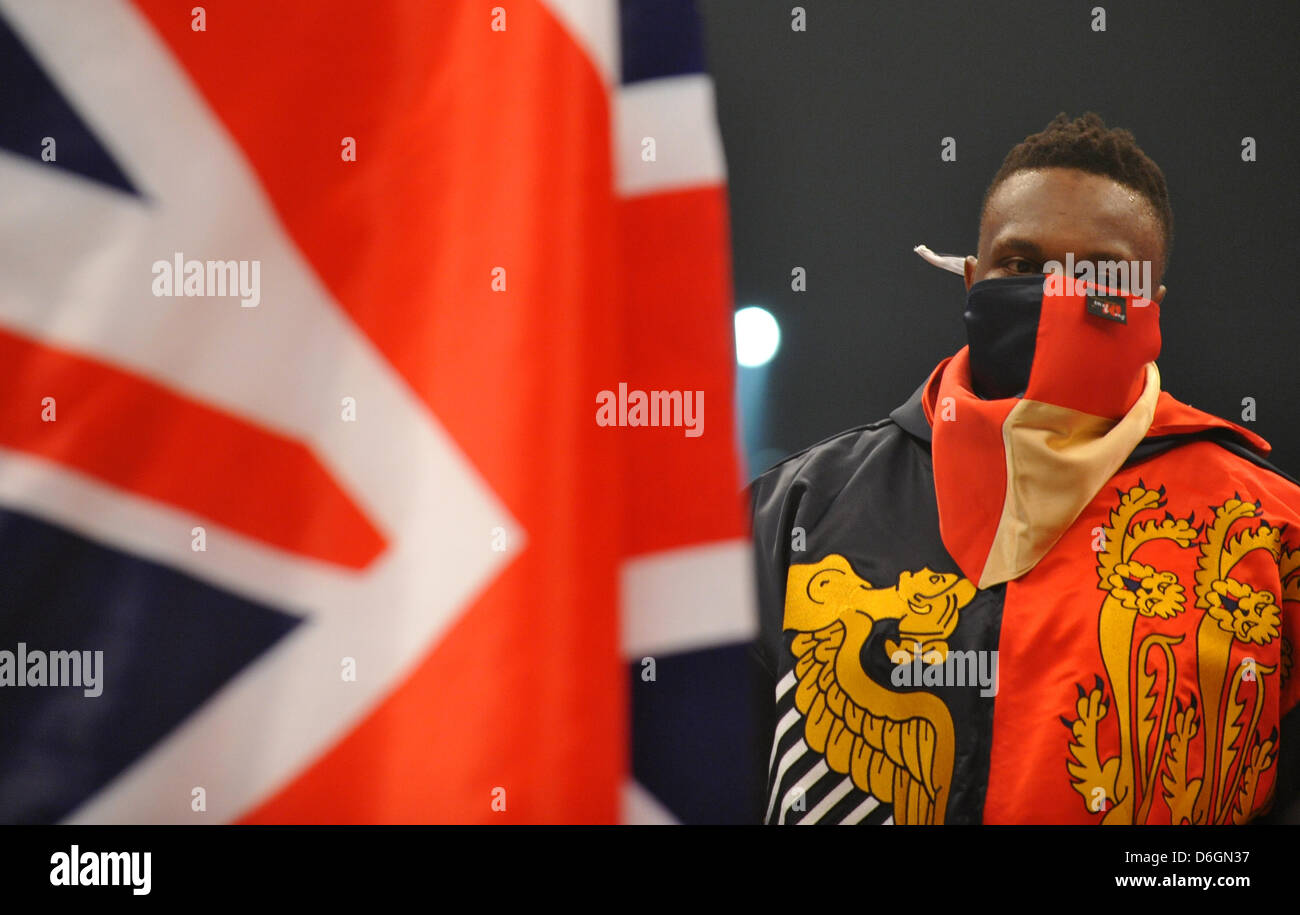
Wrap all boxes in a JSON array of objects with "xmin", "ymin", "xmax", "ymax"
[
  {"xmin": 615, "ymin": 74, "xmax": 727, "ymax": 198},
  {"xmin": 620, "ymin": 538, "xmax": 757, "ymax": 658}
]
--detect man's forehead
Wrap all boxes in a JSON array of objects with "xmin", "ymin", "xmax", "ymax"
[{"xmin": 982, "ymin": 168, "xmax": 1162, "ymax": 256}]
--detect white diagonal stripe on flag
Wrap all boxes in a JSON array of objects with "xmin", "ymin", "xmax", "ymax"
[
  {"xmin": 620, "ymin": 778, "xmax": 680, "ymax": 825},
  {"xmin": 540, "ymin": 0, "xmax": 619, "ymax": 89}
]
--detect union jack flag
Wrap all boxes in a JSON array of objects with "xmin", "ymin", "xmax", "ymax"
[{"xmin": 0, "ymin": 0, "xmax": 758, "ymax": 824}]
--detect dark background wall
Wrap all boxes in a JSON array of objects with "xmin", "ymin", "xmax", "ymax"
[{"xmin": 699, "ymin": 0, "xmax": 1300, "ymax": 478}]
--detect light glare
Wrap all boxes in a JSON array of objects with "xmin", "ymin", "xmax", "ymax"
[{"xmin": 735, "ymin": 306, "xmax": 780, "ymax": 367}]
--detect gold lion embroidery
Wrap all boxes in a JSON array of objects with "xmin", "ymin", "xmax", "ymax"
[
  {"xmin": 1066, "ymin": 485, "xmax": 1299, "ymax": 824},
  {"xmin": 783, "ymin": 554, "xmax": 977, "ymax": 824}
]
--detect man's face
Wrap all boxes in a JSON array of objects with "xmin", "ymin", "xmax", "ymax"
[{"xmin": 964, "ymin": 167, "xmax": 1167, "ymax": 304}]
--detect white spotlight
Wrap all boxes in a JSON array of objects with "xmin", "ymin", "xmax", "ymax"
[{"xmin": 735, "ymin": 306, "xmax": 780, "ymax": 368}]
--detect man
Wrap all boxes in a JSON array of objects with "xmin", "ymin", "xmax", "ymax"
[{"xmin": 749, "ymin": 113, "xmax": 1300, "ymax": 825}]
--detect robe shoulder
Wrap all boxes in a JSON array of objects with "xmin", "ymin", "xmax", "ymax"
[{"xmin": 746, "ymin": 417, "xmax": 919, "ymax": 676}]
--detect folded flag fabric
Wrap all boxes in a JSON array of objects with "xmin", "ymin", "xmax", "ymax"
[{"xmin": 0, "ymin": 0, "xmax": 757, "ymax": 824}]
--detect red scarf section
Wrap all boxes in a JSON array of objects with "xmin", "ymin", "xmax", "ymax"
[{"xmin": 922, "ymin": 284, "xmax": 1268, "ymax": 589}]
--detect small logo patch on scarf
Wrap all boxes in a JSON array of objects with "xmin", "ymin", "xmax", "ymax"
[{"xmin": 1086, "ymin": 295, "xmax": 1127, "ymax": 324}]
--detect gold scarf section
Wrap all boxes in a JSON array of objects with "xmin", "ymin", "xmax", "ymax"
[{"xmin": 979, "ymin": 362, "xmax": 1162, "ymax": 589}]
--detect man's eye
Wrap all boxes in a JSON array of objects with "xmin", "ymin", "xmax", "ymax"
[{"xmin": 1007, "ymin": 258, "xmax": 1040, "ymax": 274}]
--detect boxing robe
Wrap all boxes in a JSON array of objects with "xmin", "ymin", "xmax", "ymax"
[{"xmin": 750, "ymin": 275, "xmax": 1300, "ymax": 824}]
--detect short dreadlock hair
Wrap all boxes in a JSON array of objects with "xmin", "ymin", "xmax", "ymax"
[{"xmin": 982, "ymin": 112, "xmax": 1174, "ymax": 270}]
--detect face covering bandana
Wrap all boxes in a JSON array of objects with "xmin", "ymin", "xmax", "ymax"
[{"xmin": 924, "ymin": 274, "xmax": 1163, "ymax": 588}]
